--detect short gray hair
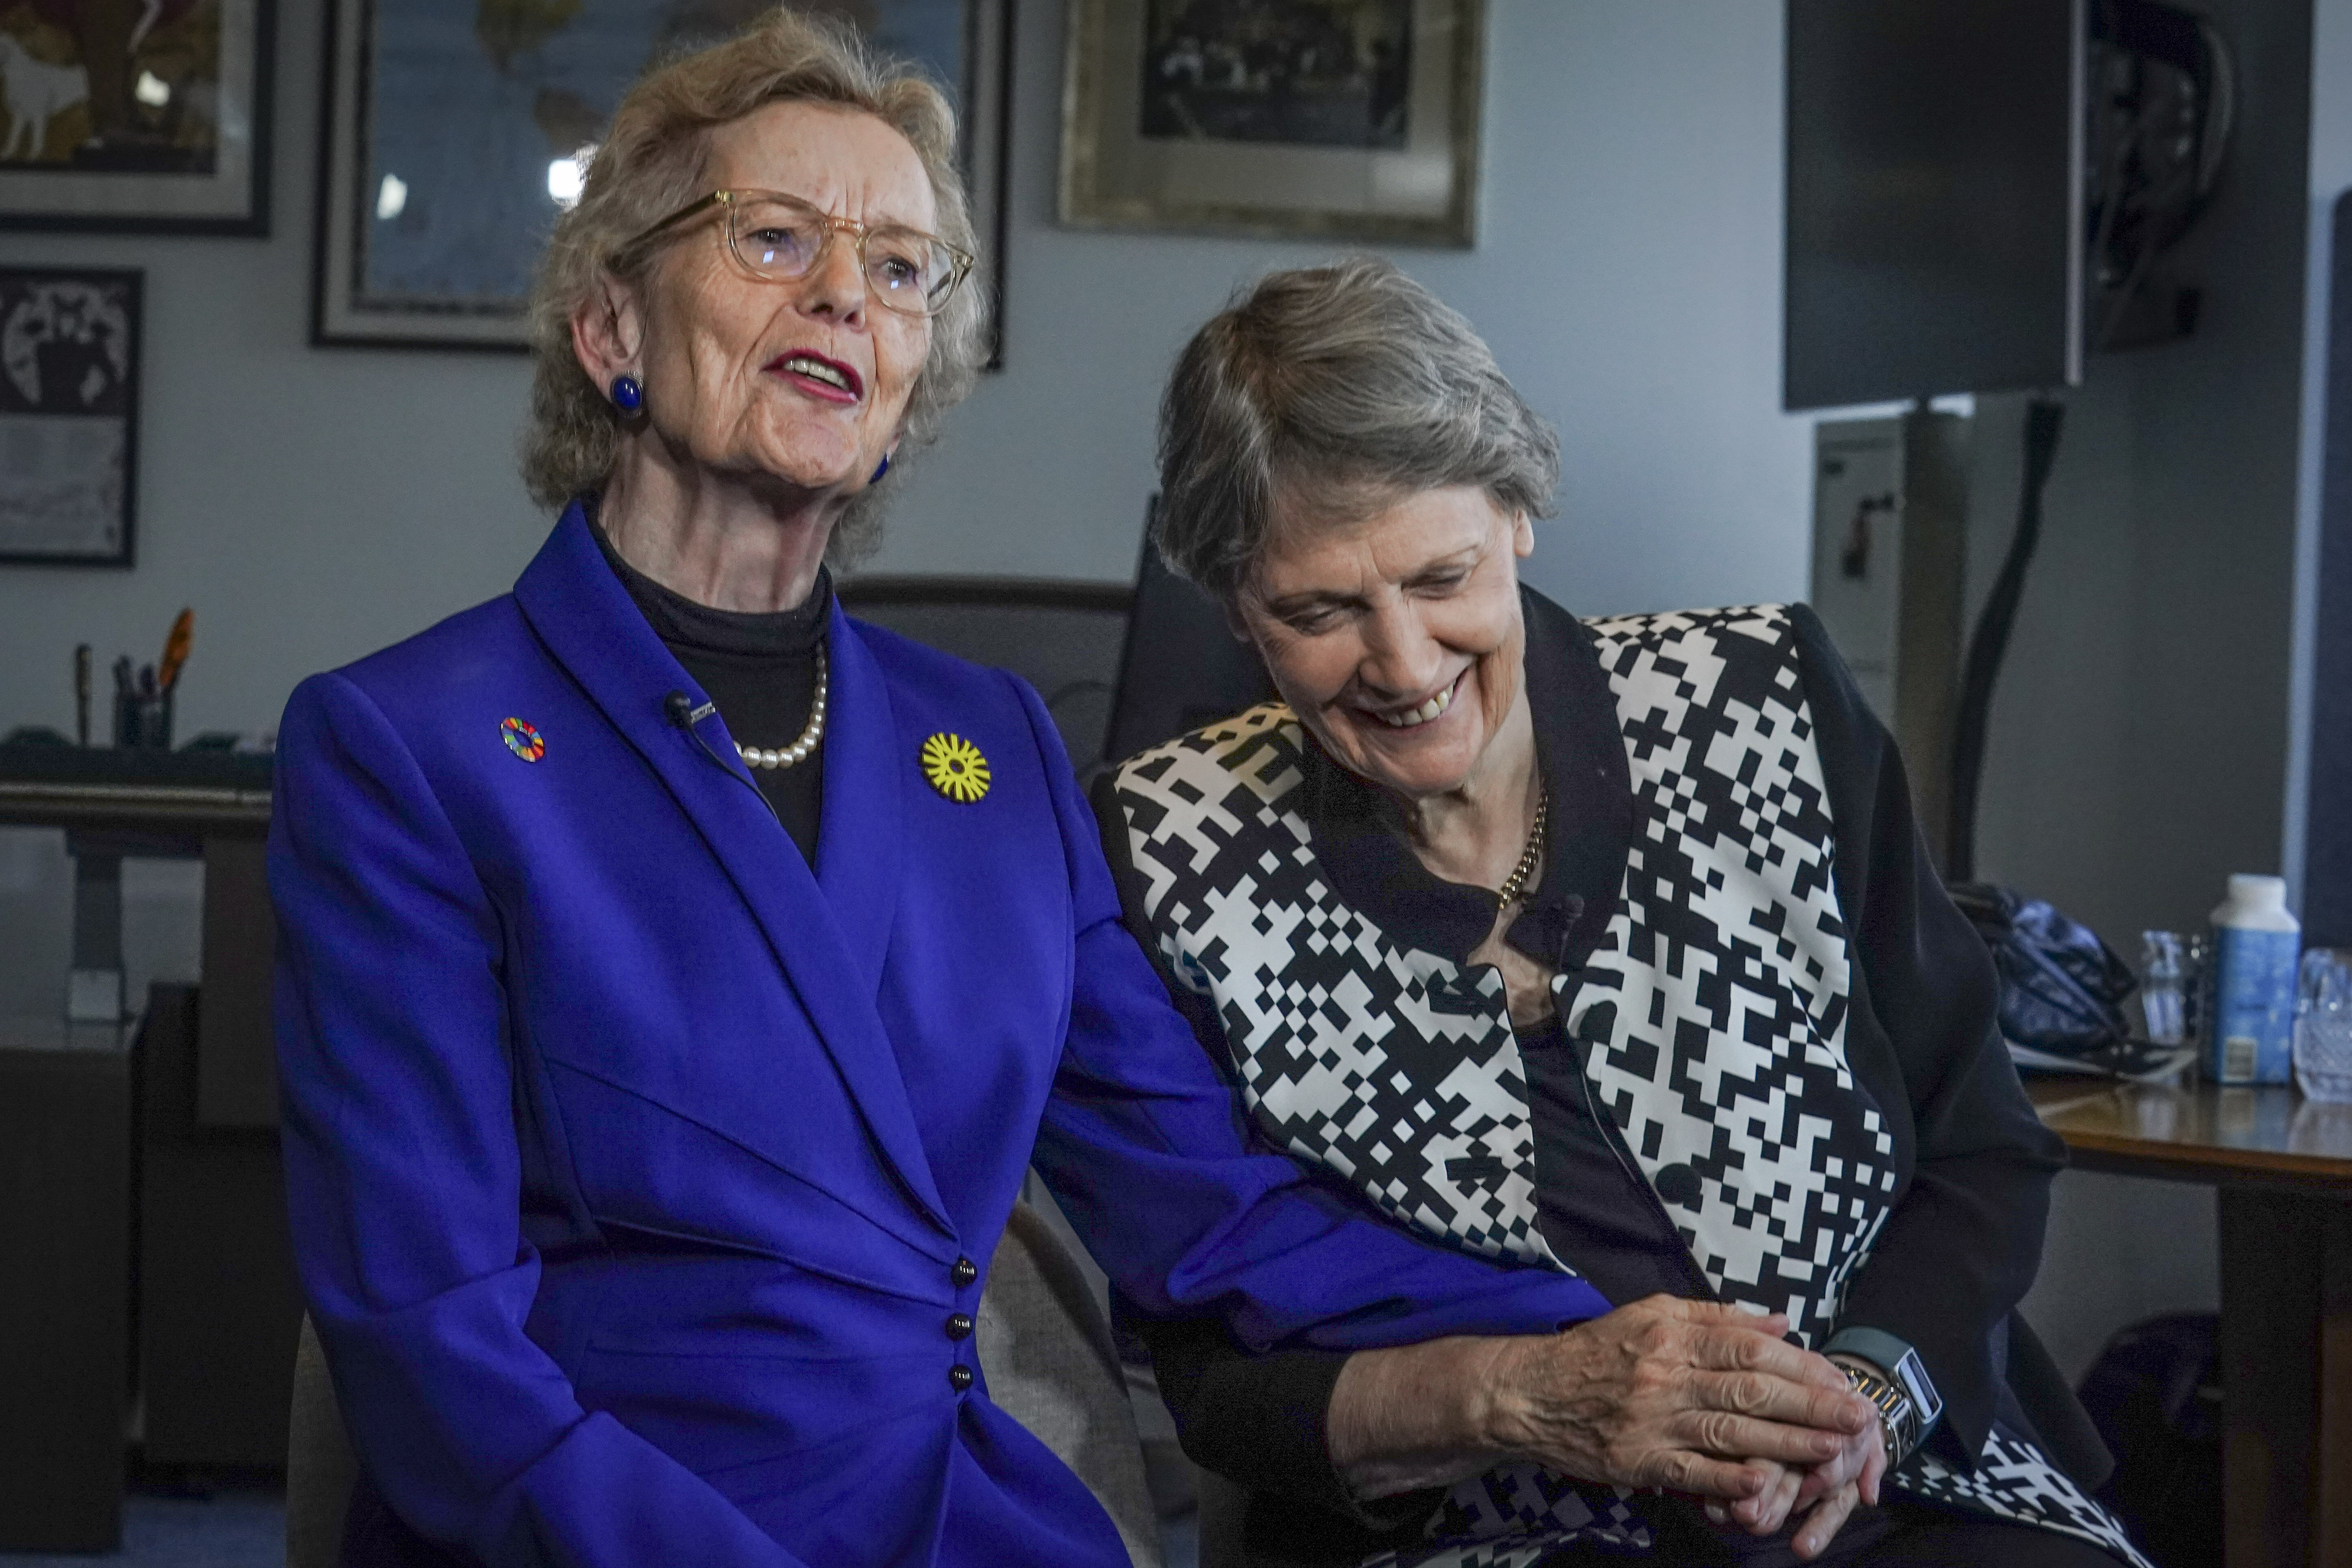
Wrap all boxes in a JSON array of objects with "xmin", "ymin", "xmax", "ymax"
[
  {"xmin": 1153, "ymin": 257, "xmax": 1560, "ymax": 603},
  {"xmin": 520, "ymin": 7, "xmax": 987, "ymax": 565}
]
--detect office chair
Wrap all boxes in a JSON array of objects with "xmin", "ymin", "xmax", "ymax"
[{"xmin": 1102, "ymin": 509, "xmax": 1276, "ymax": 768}]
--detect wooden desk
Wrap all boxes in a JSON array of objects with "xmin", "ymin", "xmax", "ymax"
[
  {"xmin": 2029, "ymin": 1079, "xmax": 2352, "ymax": 1568},
  {"xmin": 0, "ymin": 749, "xmax": 294, "ymax": 1546},
  {"xmin": 0, "ymin": 1046, "xmax": 130, "ymax": 1551},
  {"xmin": 0, "ymin": 743, "xmax": 277, "ymax": 1125}
]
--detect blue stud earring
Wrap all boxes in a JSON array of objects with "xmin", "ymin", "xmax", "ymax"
[
  {"xmin": 870, "ymin": 452, "xmax": 891, "ymax": 484},
  {"xmin": 610, "ymin": 374, "xmax": 643, "ymax": 413}
]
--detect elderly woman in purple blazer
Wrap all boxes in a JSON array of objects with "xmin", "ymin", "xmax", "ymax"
[{"xmin": 266, "ymin": 16, "xmax": 1878, "ymax": 1568}]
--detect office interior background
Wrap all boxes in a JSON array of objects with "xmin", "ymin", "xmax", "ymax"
[{"xmin": 3, "ymin": 0, "xmax": 2350, "ymax": 1562}]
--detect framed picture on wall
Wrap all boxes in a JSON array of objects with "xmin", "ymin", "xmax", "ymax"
[
  {"xmin": 0, "ymin": 267, "xmax": 141, "ymax": 568},
  {"xmin": 313, "ymin": 0, "xmax": 1014, "ymax": 361},
  {"xmin": 1059, "ymin": 0, "xmax": 1485, "ymax": 247},
  {"xmin": 0, "ymin": 0, "xmax": 274, "ymax": 234}
]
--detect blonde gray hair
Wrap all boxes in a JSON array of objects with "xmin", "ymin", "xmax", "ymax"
[
  {"xmin": 521, "ymin": 7, "xmax": 987, "ymax": 562},
  {"xmin": 1154, "ymin": 257, "xmax": 1560, "ymax": 602}
]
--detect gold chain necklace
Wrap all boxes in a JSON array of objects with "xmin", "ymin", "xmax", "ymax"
[
  {"xmin": 1495, "ymin": 783, "xmax": 1549, "ymax": 906},
  {"xmin": 737, "ymin": 640, "xmax": 828, "ymax": 770}
]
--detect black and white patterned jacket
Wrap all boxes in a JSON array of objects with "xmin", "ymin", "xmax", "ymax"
[{"xmin": 1099, "ymin": 593, "xmax": 2144, "ymax": 1568}]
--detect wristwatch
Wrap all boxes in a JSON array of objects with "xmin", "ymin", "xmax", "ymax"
[
  {"xmin": 1824, "ymin": 1327, "xmax": 1942, "ymax": 1471},
  {"xmin": 1832, "ymin": 1358, "xmax": 1915, "ymax": 1469}
]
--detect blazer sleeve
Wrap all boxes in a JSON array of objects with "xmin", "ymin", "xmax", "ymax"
[
  {"xmin": 1786, "ymin": 603, "xmax": 2069, "ymax": 1463},
  {"xmin": 1007, "ymin": 676, "xmax": 1613, "ymax": 1354},
  {"xmin": 270, "ymin": 672, "xmax": 810, "ymax": 1568},
  {"xmin": 1073, "ymin": 766, "xmax": 1428, "ymax": 1523}
]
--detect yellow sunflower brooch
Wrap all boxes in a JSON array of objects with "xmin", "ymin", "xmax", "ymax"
[{"xmin": 920, "ymin": 733, "xmax": 991, "ymax": 803}]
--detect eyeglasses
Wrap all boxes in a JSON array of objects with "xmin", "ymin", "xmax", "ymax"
[{"xmin": 621, "ymin": 188, "xmax": 973, "ymax": 318}]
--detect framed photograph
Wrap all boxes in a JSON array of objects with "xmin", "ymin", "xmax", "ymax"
[
  {"xmin": 0, "ymin": 267, "xmax": 141, "ymax": 568},
  {"xmin": 314, "ymin": 0, "xmax": 1014, "ymax": 360},
  {"xmin": 0, "ymin": 0, "xmax": 273, "ymax": 234},
  {"xmin": 1059, "ymin": 0, "xmax": 1485, "ymax": 247}
]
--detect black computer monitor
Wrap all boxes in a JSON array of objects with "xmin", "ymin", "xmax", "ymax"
[
  {"xmin": 1103, "ymin": 504, "xmax": 1278, "ymax": 766},
  {"xmin": 1784, "ymin": 0, "xmax": 2086, "ymax": 409}
]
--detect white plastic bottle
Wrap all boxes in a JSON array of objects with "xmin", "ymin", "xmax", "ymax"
[{"xmin": 2207, "ymin": 874, "xmax": 2301, "ymax": 1084}]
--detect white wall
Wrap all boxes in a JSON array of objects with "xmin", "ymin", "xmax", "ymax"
[
  {"xmin": 1968, "ymin": 0, "xmax": 2313, "ymax": 947},
  {"xmin": 0, "ymin": 0, "xmax": 1812, "ymax": 745},
  {"xmin": 885, "ymin": 0, "xmax": 1814, "ymax": 609},
  {"xmin": 0, "ymin": 0, "xmax": 1817, "ymax": 1021},
  {"xmin": 2286, "ymin": 0, "xmax": 2352, "ymax": 899},
  {"xmin": 1988, "ymin": 0, "xmax": 2319, "ymax": 1378}
]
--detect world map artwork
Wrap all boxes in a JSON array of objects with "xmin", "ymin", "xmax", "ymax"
[{"xmin": 359, "ymin": 0, "xmax": 967, "ymax": 314}]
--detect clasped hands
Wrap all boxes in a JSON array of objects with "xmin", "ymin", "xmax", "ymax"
[{"xmin": 1479, "ymin": 1295, "xmax": 1887, "ymax": 1561}]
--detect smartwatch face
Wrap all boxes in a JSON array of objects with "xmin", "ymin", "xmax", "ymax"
[{"xmin": 1892, "ymin": 1348, "xmax": 1943, "ymax": 1425}]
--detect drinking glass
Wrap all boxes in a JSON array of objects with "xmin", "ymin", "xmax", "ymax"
[
  {"xmin": 2292, "ymin": 948, "xmax": 2352, "ymax": 1103},
  {"xmin": 2140, "ymin": 931, "xmax": 2186, "ymax": 1044}
]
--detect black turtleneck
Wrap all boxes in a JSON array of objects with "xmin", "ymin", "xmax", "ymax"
[{"xmin": 593, "ymin": 521, "xmax": 828, "ymax": 863}]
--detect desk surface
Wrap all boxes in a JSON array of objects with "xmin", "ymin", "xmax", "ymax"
[
  {"xmin": 2028, "ymin": 1078, "xmax": 2352, "ymax": 1568},
  {"xmin": 0, "ymin": 743, "xmax": 270, "ymax": 835},
  {"xmin": 2027, "ymin": 1076, "xmax": 2352, "ymax": 1192},
  {"xmin": 0, "ymin": 743, "xmax": 278, "ymax": 1125},
  {"xmin": 0, "ymin": 1019, "xmax": 130, "ymax": 1053}
]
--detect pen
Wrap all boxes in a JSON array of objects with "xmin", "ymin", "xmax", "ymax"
[
  {"xmin": 139, "ymin": 664, "xmax": 156, "ymax": 699},
  {"xmin": 159, "ymin": 608, "xmax": 194, "ymax": 692},
  {"xmin": 74, "ymin": 645, "xmax": 90, "ymax": 746},
  {"xmin": 113, "ymin": 655, "xmax": 133, "ymax": 697}
]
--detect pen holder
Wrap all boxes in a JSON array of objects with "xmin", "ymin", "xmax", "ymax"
[{"xmin": 113, "ymin": 689, "xmax": 173, "ymax": 750}]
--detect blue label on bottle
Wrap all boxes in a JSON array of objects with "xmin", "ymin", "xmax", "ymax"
[{"xmin": 2207, "ymin": 927, "xmax": 2300, "ymax": 1084}]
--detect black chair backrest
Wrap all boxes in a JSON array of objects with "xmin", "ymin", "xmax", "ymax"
[
  {"xmin": 839, "ymin": 577, "xmax": 1130, "ymax": 776},
  {"xmin": 1103, "ymin": 502, "xmax": 1276, "ymax": 766}
]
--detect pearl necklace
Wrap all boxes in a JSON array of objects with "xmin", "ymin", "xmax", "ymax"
[
  {"xmin": 736, "ymin": 640, "xmax": 828, "ymax": 770},
  {"xmin": 1495, "ymin": 784, "xmax": 1549, "ymax": 906}
]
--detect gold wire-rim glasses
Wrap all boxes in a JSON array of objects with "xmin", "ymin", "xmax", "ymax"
[{"xmin": 619, "ymin": 188, "xmax": 974, "ymax": 318}]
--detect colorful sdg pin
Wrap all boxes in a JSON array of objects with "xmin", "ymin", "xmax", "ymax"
[
  {"xmin": 920, "ymin": 733, "xmax": 989, "ymax": 802},
  {"xmin": 501, "ymin": 717, "xmax": 546, "ymax": 762}
]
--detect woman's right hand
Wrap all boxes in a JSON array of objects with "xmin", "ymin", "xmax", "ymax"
[{"xmin": 1476, "ymin": 1295, "xmax": 1874, "ymax": 1503}]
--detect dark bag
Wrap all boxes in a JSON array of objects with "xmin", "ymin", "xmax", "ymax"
[
  {"xmin": 1949, "ymin": 882, "xmax": 2138, "ymax": 1054},
  {"xmin": 2075, "ymin": 1313, "xmax": 2221, "ymax": 1567}
]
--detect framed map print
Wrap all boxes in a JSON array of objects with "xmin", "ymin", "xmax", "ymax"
[
  {"xmin": 1060, "ymin": 0, "xmax": 1485, "ymax": 247},
  {"xmin": 0, "ymin": 267, "xmax": 141, "ymax": 567},
  {"xmin": 0, "ymin": 0, "xmax": 274, "ymax": 233},
  {"xmin": 312, "ymin": 0, "xmax": 1012, "ymax": 359}
]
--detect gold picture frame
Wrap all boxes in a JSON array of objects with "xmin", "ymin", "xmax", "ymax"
[
  {"xmin": 1059, "ymin": 0, "xmax": 1485, "ymax": 247},
  {"xmin": 0, "ymin": 0, "xmax": 274, "ymax": 234}
]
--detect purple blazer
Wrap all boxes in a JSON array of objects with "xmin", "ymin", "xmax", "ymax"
[{"xmin": 268, "ymin": 503, "xmax": 1610, "ymax": 1568}]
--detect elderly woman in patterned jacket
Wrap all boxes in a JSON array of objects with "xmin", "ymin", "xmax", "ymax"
[{"xmin": 1094, "ymin": 257, "xmax": 2144, "ymax": 1568}]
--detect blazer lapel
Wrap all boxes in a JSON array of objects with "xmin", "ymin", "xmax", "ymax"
[
  {"xmin": 512, "ymin": 506, "xmax": 951, "ymax": 1245},
  {"xmin": 814, "ymin": 611, "xmax": 905, "ymax": 1002}
]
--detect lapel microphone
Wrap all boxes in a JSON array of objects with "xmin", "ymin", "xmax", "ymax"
[
  {"xmin": 664, "ymin": 688, "xmax": 724, "ymax": 761},
  {"xmin": 664, "ymin": 690, "xmax": 783, "ymax": 828}
]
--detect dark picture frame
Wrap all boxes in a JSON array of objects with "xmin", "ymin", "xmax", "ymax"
[
  {"xmin": 312, "ymin": 0, "xmax": 1014, "ymax": 363},
  {"xmin": 0, "ymin": 266, "xmax": 141, "ymax": 569},
  {"xmin": 1059, "ymin": 0, "xmax": 1485, "ymax": 247},
  {"xmin": 0, "ymin": 0, "xmax": 275, "ymax": 236}
]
